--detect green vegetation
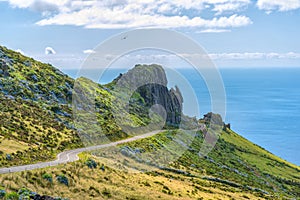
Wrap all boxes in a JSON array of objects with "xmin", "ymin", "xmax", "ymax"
[
  {"xmin": 56, "ymin": 174, "xmax": 69, "ymax": 186},
  {"xmin": 100, "ymin": 128, "xmax": 299, "ymax": 199},
  {"xmin": 0, "ymin": 154, "xmax": 276, "ymax": 200},
  {"xmin": 0, "ymin": 94, "xmax": 82, "ymax": 167},
  {"xmin": 85, "ymin": 158, "xmax": 97, "ymax": 169},
  {"xmin": 42, "ymin": 173, "xmax": 53, "ymax": 183},
  {"xmin": 0, "ymin": 46, "xmax": 83, "ymax": 167},
  {"xmin": 0, "ymin": 46, "xmax": 299, "ymax": 199},
  {"xmin": 0, "ymin": 46, "xmax": 74, "ymax": 105},
  {"xmin": 0, "ymin": 46, "xmax": 159, "ymax": 166},
  {"xmin": 0, "ymin": 187, "xmax": 68, "ymax": 199}
]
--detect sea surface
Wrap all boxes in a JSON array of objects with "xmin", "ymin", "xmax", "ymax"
[{"xmin": 63, "ymin": 67, "xmax": 300, "ymax": 166}]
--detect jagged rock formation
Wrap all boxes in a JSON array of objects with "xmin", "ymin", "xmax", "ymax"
[
  {"xmin": 200, "ymin": 112, "xmax": 231, "ymax": 131},
  {"xmin": 202, "ymin": 112, "xmax": 223, "ymax": 126},
  {"xmin": 115, "ymin": 64, "xmax": 183, "ymax": 126},
  {"xmin": 136, "ymin": 83, "xmax": 183, "ymax": 126}
]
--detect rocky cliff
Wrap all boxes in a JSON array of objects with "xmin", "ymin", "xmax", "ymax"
[{"xmin": 113, "ymin": 64, "xmax": 183, "ymax": 127}]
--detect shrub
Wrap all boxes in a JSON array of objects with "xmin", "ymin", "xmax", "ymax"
[
  {"xmin": 85, "ymin": 158, "xmax": 97, "ymax": 169},
  {"xmin": 56, "ymin": 174, "xmax": 69, "ymax": 186},
  {"xmin": 0, "ymin": 189, "xmax": 6, "ymax": 198},
  {"xmin": 142, "ymin": 181, "xmax": 151, "ymax": 187},
  {"xmin": 100, "ymin": 164, "xmax": 105, "ymax": 171},
  {"xmin": 6, "ymin": 154, "xmax": 12, "ymax": 161},
  {"xmin": 6, "ymin": 192, "xmax": 19, "ymax": 200},
  {"xmin": 102, "ymin": 188, "xmax": 111, "ymax": 198},
  {"xmin": 42, "ymin": 173, "xmax": 53, "ymax": 183},
  {"xmin": 18, "ymin": 188, "xmax": 36, "ymax": 200}
]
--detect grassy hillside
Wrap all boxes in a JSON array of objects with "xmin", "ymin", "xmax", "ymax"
[
  {"xmin": 89, "ymin": 128, "xmax": 300, "ymax": 199},
  {"xmin": 0, "ymin": 46, "xmax": 299, "ymax": 199},
  {"xmin": 0, "ymin": 153, "xmax": 278, "ymax": 200},
  {"xmin": 0, "ymin": 94, "xmax": 81, "ymax": 167},
  {"xmin": 0, "ymin": 46, "xmax": 83, "ymax": 167},
  {"xmin": 0, "ymin": 46, "xmax": 160, "ymax": 166},
  {"xmin": 1, "ymin": 130, "xmax": 299, "ymax": 200},
  {"xmin": 0, "ymin": 46, "xmax": 73, "ymax": 104}
]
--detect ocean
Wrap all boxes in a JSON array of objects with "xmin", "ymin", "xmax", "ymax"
[{"xmin": 62, "ymin": 67, "xmax": 300, "ymax": 166}]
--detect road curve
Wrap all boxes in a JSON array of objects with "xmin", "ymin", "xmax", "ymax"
[{"xmin": 0, "ymin": 130, "xmax": 162, "ymax": 174}]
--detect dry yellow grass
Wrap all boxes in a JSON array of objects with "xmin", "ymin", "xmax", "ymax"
[
  {"xmin": 0, "ymin": 153, "xmax": 270, "ymax": 200},
  {"xmin": 0, "ymin": 139, "xmax": 29, "ymax": 154}
]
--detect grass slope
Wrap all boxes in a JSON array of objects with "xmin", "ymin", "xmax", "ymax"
[
  {"xmin": 91, "ymin": 128, "xmax": 300, "ymax": 199},
  {"xmin": 0, "ymin": 94, "xmax": 82, "ymax": 167},
  {"xmin": 1, "ymin": 129, "xmax": 297, "ymax": 199},
  {"xmin": 0, "ymin": 46, "xmax": 156, "ymax": 166},
  {"xmin": 0, "ymin": 153, "xmax": 273, "ymax": 200},
  {"xmin": 0, "ymin": 46, "xmax": 299, "ymax": 199}
]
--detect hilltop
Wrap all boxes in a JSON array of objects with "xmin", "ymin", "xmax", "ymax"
[
  {"xmin": 0, "ymin": 46, "xmax": 299, "ymax": 199},
  {"xmin": 0, "ymin": 46, "xmax": 187, "ymax": 166}
]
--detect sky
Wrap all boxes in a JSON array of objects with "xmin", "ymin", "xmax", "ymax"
[{"xmin": 0, "ymin": 0, "xmax": 300, "ymax": 68}]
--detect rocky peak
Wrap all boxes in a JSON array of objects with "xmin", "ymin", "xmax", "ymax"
[
  {"xmin": 118, "ymin": 64, "xmax": 183, "ymax": 127},
  {"xmin": 115, "ymin": 64, "xmax": 168, "ymax": 87}
]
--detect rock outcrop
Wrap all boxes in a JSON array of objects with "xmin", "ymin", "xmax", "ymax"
[
  {"xmin": 136, "ymin": 83, "xmax": 183, "ymax": 126},
  {"xmin": 115, "ymin": 64, "xmax": 183, "ymax": 127}
]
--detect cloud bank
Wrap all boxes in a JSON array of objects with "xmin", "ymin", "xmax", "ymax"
[
  {"xmin": 257, "ymin": 0, "xmax": 300, "ymax": 11},
  {"xmin": 118, "ymin": 52, "xmax": 300, "ymax": 61},
  {"xmin": 4, "ymin": 0, "xmax": 253, "ymax": 30},
  {"xmin": 3, "ymin": 0, "xmax": 299, "ymax": 31},
  {"xmin": 209, "ymin": 52, "xmax": 300, "ymax": 60}
]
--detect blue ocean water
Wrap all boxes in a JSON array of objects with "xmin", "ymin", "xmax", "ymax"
[
  {"xmin": 63, "ymin": 68, "xmax": 300, "ymax": 166},
  {"xmin": 179, "ymin": 68, "xmax": 300, "ymax": 166}
]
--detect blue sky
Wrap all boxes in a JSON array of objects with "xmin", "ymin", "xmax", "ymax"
[{"xmin": 1, "ymin": 0, "xmax": 300, "ymax": 68}]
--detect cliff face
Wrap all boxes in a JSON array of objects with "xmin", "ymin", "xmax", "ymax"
[
  {"xmin": 115, "ymin": 64, "xmax": 183, "ymax": 127},
  {"xmin": 136, "ymin": 83, "xmax": 183, "ymax": 126}
]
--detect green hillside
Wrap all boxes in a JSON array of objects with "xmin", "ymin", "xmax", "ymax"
[
  {"xmin": 0, "ymin": 46, "xmax": 80, "ymax": 167},
  {"xmin": 0, "ymin": 46, "xmax": 157, "ymax": 166},
  {"xmin": 0, "ymin": 46, "xmax": 299, "ymax": 199}
]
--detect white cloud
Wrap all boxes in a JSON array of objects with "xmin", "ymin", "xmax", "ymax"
[
  {"xmin": 157, "ymin": 3, "xmax": 173, "ymax": 13},
  {"xmin": 257, "ymin": 0, "xmax": 300, "ymax": 11},
  {"xmin": 90, "ymin": 51, "xmax": 300, "ymax": 62},
  {"xmin": 198, "ymin": 29, "xmax": 231, "ymax": 33},
  {"xmin": 45, "ymin": 46, "xmax": 56, "ymax": 55},
  {"xmin": 31, "ymin": 51, "xmax": 300, "ymax": 69},
  {"xmin": 209, "ymin": 52, "xmax": 300, "ymax": 60},
  {"xmin": 83, "ymin": 49, "xmax": 96, "ymax": 54},
  {"xmin": 212, "ymin": 0, "xmax": 250, "ymax": 15},
  {"xmin": 4, "ymin": 0, "xmax": 253, "ymax": 30},
  {"xmin": 7, "ymin": 0, "xmax": 66, "ymax": 10},
  {"xmin": 37, "ymin": 11, "xmax": 252, "ymax": 29}
]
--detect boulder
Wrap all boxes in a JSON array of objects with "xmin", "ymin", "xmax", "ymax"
[{"xmin": 203, "ymin": 112, "xmax": 223, "ymax": 126}]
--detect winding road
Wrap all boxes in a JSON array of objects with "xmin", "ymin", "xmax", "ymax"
[{"xmin": 0, "ymin": 130, "xmax": 162, "ymax": 174}]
